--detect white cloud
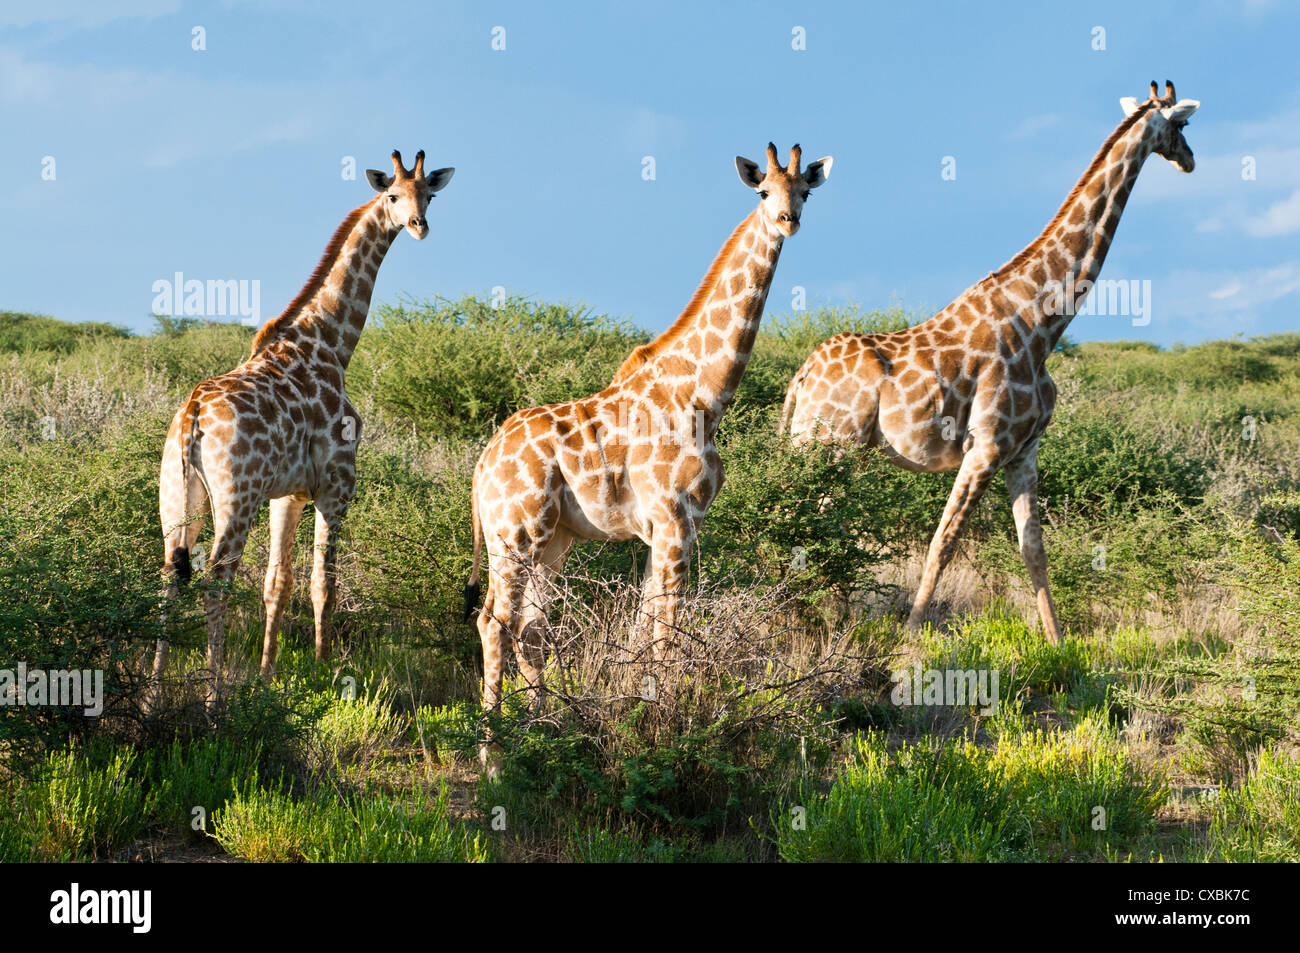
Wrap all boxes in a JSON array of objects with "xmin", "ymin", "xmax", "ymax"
[
  {"xmin": 1156, "ymin": 261, "xmax": 1300, "ymax": 330},
  {"xmin": 1244, "ymin": 188, "xmax": 1300, "ymax": 237}
]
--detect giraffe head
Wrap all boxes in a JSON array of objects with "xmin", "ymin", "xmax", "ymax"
[
  {"xmin": 365, "ymin": 149, "xmax": 455, "ymax": 239},
  {"xmin": 735, "ymin": 143, "xmax": 833, "ymax": 237},
  {"xmin": 1121, "ymin": 80, "xmax": 1199, "ymax": 173}
]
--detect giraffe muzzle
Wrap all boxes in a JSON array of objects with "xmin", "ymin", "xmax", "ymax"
[{"xmin": 407, "ymin": 216, "xmax": 429, "ymax": 238}]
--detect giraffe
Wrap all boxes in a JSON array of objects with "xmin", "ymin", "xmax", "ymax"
[
  {"xmin": 156, "ymin": 150, "xmax": 455, "ymax": 703},
  {"xmin": 464, "ymin": 143, "xmax": 832, "ymax": 770},
  {"xmin": 781, "ymin": 82, "xmax": 1198, "ymax": 643}
]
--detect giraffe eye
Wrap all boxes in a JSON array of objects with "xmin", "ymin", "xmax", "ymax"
[
  {"xmin": 801, "ymin": 190, "xmax": 810, "ymax": 200},
  {"xmin": 388, "ymin": 194, "xmax": 398, "ymax": 203},
  {"xmin": 758, "ymin": 190, "xmax": 768, "ymax": 199}
]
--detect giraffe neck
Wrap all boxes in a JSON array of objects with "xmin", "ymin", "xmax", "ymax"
[
  {"xmin": 613, "ymin": 209, "xmax": 784, "ymax": 436},
  {"xmin": 251, "ymin": 197, "xmax": 400, "ymax": 369},
  {"xmin": 995, "ymin": 106, "xmax": 1158, "ymax": 353}
]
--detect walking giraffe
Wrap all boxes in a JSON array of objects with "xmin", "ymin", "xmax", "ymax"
[
  {"xmin": 465, "ymin": 143, "xmax": 832, "ymax": 768},
  {"xmin": 157, "ymin": 150, "xmax": 455, "ymax": 702},
  {"xmin": 782, "ymin": 82, "xmax": 1198, "ymax": 643}
]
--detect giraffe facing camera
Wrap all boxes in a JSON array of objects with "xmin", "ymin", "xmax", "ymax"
[
  {"xmin": 155, "ymin": 149, "xmax": 455, "ymax": 708},
  {"xmin": 464, "ymin": 143, "xmax": 832, "ymax": 775}
]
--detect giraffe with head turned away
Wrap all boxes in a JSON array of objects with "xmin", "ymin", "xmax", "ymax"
[
  {"xmin": 782, "ymin": 82, "xmax": 1198, "ymax": 644},
  {"xmin": 464, "ymin": 143, "xmax": 832, "ymax": 770},
  {"xmin": 156, "ymin": 150, "xmax": 455, "ymax": 703}
]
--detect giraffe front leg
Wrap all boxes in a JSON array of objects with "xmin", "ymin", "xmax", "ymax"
[
  {"xmin": 1005, "ymin": 443, "xmax": 1062, "ymax": 645},
  {"xmin": 310, "ymin": 504, "xmax": 343, "ymax": 663},
  {"xmin": 907, "ymin": 449, "xmax": 1000, "ymax": 631},
  {"xmin": 261, "ymin": 495, "xmax": 307, "ymax": 680},
  {"xmin": 643, "ymin": 523, "xmax": 693, "ymax": 662}
]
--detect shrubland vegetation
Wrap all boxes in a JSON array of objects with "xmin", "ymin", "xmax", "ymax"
[{"xmin": 0, "ymin": 301, "xmax": 1296, "ymax": 862}]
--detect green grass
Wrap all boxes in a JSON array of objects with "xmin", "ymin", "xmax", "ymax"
[
  {"xmin": 213, "ymin": 781, "xmax": 486, "ymax": 862},
  {"xmin": 778, "ymin": 718, "xmax": 1166, "ymax": 862},
  {"xmin": 1199, "ymin": 746, "xmax": 1300, "ymax": 862},
  {"xmin": 1, "ymin": 303, "xmax": 1297, "ymax": 862}
]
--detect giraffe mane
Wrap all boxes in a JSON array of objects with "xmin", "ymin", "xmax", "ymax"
[
  {"xmin": 250, "ymin": 197, "xmax": 381, "ymax": 355},
  {"xmin": 986, "ymin": 99, "xmax": 1157, "ymax": 281},
  {"xmin": 609, "ymin": 209, "xmax": 759, "ymax": 384}
]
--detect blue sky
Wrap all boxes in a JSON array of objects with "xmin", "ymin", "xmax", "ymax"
[{"xmin": 2, "ymin": 0, "xmax": 1298, "ymax": 346}]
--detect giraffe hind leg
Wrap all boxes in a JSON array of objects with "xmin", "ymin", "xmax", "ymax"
[
  {"xmin": 201, "ymin": 506, "xmax": 255, "ymax": 711},
  {"xmin": 155, "ymin": 461, "xmax": 208, "ymax": 709},
  {"xmin": 906, "ymin": 450, "xmax": 1000, "ymax": 631},
  {"xmin": 1005, "ymin": 445, "xmax": 1062, "ymax": 644},
  {"xmin": 261, "ymin": 495, "xmax": 308, "ymax": 681},
  {"xmin": 514, "ymin": 529, "xmax": 573, "ymax": 712},
  {"xmin": 477, "ymin": 553, "xmax": 523, "ymax": 779},
  {"xmin": 310, "ymin": 500, "xmax": 347, "ymax": 663}
]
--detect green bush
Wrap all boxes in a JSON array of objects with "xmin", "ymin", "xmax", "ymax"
[
  {"xmin": 0, "ymin": 414, "xmax": 188, "ymax": 776},
  {"xmin": 413, "ymin": 701, "xmax": 478, "ymax": 765},
  {"xmin": 977, "ymin": 501, "xmax": 1217, "ymax": 633},
  {"xmin": 308, "ymin": 684, "xmax": 409, "ymax": 775},
  {"xmin": 1037, "ymin": 405, "xmax": 1208, "ymax": 519},
  {"xmin": 18, "ymin": 746, "xmax": 159, "ymax": 861},
  {"xmin": 697, "ymin": 412, "xmax": 908, "ymax": 606},
  {"xmin": 341, "ymin": 443, "xmax": 478, "ymax": 660},
  {"xmin": 1114, "ymin": 511, "xmax": 1300, "ymax": 779},
  {"xmin": 989, "ymin": 715, "xmax": 1167, "ymax": 858},
  {"xmin": 149, "ymin": 736, "xmax": 263, "ymax": 840},
  {"xmin": 0, "ymin": 312, "xmax": 130, "ymax": 355},
  {"xmin": 350, "ymin": 295, "xmax": 645, "ymax": 437}
]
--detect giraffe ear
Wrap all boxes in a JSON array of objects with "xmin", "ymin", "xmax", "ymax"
[
  {"xmin": 1119, "ymin": 97, "xmax": 1141, "ymax": 117},
  {"xmin": 366, "ymin": 169, "xmax": 394, "ymax": 192},
  {"xmin": 735, "ymin": 156, "xmax": 764, "ymax": 189},
  {"xmin": 804, "ymin": 156, "xmax": 834, "ymax": 189},
  {"xmin": 425, "ymin": 167, "xmax": 455, "ymax": 193},
  {"xmin": 1160, "ymin": 100, "xmax": 1200, "ymax": 123}
]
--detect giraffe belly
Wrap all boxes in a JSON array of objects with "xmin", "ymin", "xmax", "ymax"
[
  {"xmin": 558, "ymin": 490, "xmax": 641, "ymax": 543},
  {"xmin": 876, "ymin": 435, "xmax": 965, "ymax": 473}
]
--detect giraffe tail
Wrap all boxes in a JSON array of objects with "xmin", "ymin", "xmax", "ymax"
[
  {"xmin": 168, "ymin": 396, "xmax": 202, "ymax": 587},
  {"xmin": 462, "ymin": 487, "xmax": 483, "ymax": 623},
  {"xmin": 779, "ymin": 369, "xmax": 805, "ymax": 436}
]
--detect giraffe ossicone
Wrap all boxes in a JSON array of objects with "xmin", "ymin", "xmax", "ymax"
[
  {"xmin": 782, "ymin": 82, "xmax": 1199, "ymax": 644},
  {"xmin": 465, "ymin": 143, "xmax": 832, "ymax": 775},
  {"xmin": 155, "ymin": 149, "xmax": 455, "ymax": 707}
]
